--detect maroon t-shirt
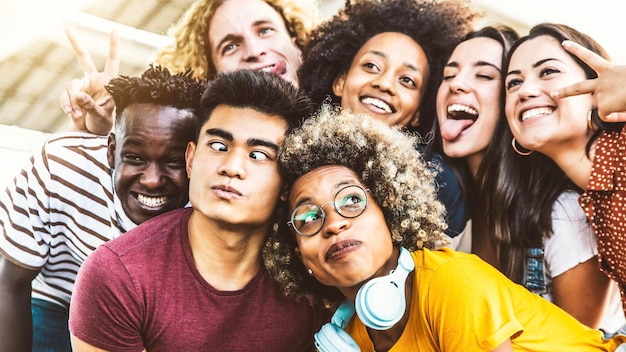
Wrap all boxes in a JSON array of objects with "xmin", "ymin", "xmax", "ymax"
[{"xmin": 70, "ymin": 208, "xmax": 328, "ymax": 351}]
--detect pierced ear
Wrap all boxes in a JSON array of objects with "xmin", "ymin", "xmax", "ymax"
[
  {"xmin": 332, "ymin": 73, "xmax": 347, "ymax": 98},
  {"xmin": 106, "ymin": 133, "xmax": 116, "ymax": 169}
]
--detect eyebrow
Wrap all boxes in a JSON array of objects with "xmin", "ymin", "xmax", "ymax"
[
  {"xmin": 446, "ymin": 60, "xmax": 501, "ymax": 72},
  {"xmin": 506, "ymin": 57, "xmax": 557, "ymax": 77},
  {"xmin": 120, "ymin": 135, "xmax": 144, "ymax": 146},
  {"xmin": 204, "ymin": 128, "xmax": 279, "ymax": 152},
  {"xmin": 292, "ymin": 180, "xmax": 359, "ymax": 208},
  {"xmin": 248, "ymin": 138, "xmax": 279, "ymax": 152},
  {"xmin": 205, "ymin": 128, "xmax": 233, "ymax": 141},
  {"xmin": 369, "ymin": 50, "xmax": 419, "ymax": 72},
  {"xmin": 214, "ymin": 19, "xmax": 275, "ymax": 53}
]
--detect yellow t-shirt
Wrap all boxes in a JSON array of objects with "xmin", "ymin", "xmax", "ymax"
[{"xmin": 346, "ymin": 248, "xmax": 626, "ymax": 351}]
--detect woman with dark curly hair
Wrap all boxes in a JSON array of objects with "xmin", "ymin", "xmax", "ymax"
[
  {"xmin": 299, "ymin": 0, "xmax": 478, "ymax": 136},
  {"xmin": 297, "ymin": 0, "xmax": 479, "ymax": 245},
  {"xmin": 263, "ymin": 107, "xmax": 626, "ymax": 351}
]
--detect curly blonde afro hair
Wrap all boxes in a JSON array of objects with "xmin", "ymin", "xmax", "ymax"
[
  {"xmin": 155, "ymin": 0, "xmax": 317, "ymax": 79},
  {"xmin": 263, "ymin": 105, "xmax": 448, "ymax": 307}
]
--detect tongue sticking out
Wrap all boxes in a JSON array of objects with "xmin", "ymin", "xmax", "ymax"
[
  {"xmin": 271, "ymin": 60, "xmax": 287, "ymax": 75},
  {"xmin": 440, "ymin": 119, "xmax": 475, "ymax": 141}
]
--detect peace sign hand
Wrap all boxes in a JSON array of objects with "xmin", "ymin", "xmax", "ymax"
[
  {"xmin": 551, "ymin": 40, "xmax": 626, "ymax": 123},
  {"xmin": 60, "ymin": 27, "xmax": 120, "ymax": 134}
]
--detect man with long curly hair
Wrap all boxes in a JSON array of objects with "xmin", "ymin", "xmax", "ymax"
[
  {"xmin": 264, "ymin": 106, "xmax": 626, "ymax": 351},
  {"xmin": 0, "ymin": 65, "xmax": 202, "ymax": 351},
  {"xmin": 61, "ymin": 0, "xmax": 317, "ymax": 134},
  {"xmin": 156, "ymin": 0, "xmax": 316, "ymax": 83}
]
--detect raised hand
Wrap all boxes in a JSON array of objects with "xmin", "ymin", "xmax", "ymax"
[
  {"xmin": 60, "ymin": 27, "xmax": 120, "ymax": 134},
  {"xmin": 551, "ymin": 40, "xmax": 626, "ymax": 123}
]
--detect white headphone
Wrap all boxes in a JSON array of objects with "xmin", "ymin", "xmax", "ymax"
[{"xmin": 314, "ymin": 247, "xmax": 415, "ymax": 352}]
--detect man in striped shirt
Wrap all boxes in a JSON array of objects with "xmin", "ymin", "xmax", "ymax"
[{"xmin": 0, "ymin": 65, "xmax": 203, "ymax": 351}]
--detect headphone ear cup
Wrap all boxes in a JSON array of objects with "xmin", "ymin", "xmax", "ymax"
[
  {"xmin": 355, "ymin": 275, "xmax": 405, "ymax": 330},
  {"xmin": 315, "ymin": 301, "xmax": 359, "ymax": 352},
  {"xmin": 314, "ymin": 322, "xmax": 360, "ymax": 352},
  {"xmin": 354, "ymin": 247, "xmax": 415, "ymax": 330}
]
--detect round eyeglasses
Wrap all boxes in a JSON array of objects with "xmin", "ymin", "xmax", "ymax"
[{"xmin": 288, "ymin": 185, "xmax": 369, "ymax": 236}]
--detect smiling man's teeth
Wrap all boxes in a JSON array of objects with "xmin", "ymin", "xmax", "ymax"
[
  {"xmin": 137, "ymin": 194, "xmax": 167, "ymax": 208},
  {"xmin": 521, "ymin": 107, "xmax": 553, "ymax": 121},
  {"xmin": 362, "ymin": 97, "xmax": 392, "ymax": 113}
]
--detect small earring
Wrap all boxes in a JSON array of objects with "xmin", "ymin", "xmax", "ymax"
[
  {"xmin": 511, "ymin": 138, "xmax": 533, "ymax": 156},
  {"xmin": 307, "ymin": 268, "xmax": 313, "ymax": 276},
  {"xmin": 587, "ymin": 108, "xmax": 598, "ymax": 131}
]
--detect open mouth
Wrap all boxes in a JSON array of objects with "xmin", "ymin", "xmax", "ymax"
[
  {"xmin": 440, "ymin": 104, "xmax": 478, "ymax": 141},
  {"xmin": 261, "ymin": 64, "xmax": 275, "ymax": 72},
  {"xmin": 259, "ymin": 60, "xmax": 287, "ymax": 76},
  {"xmin": 361, "ymin": 97, "xmax": 395, "ymax": 113},
  {"xmin": 447, "ymin": 104, "xmax": 478, "ymax": 121},
  {"xmin": 520, "ymin": 107, "xmax": 553, "ymax": 122},
  {"xmin": 136, "ymin": 193, "xmax": 168, "ymax": 208}
]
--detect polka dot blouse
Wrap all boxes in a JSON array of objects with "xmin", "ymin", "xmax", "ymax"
[{"xmin": 580, "ymin": 128, "xmax": 626, "ymax": 313}]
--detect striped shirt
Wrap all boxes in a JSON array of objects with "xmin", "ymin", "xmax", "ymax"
[{"xmin": 0, "ymin": 131, "xmax": 136, "ymax": 308}]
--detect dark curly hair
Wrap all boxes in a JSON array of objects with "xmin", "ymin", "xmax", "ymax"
[
  {"xmin": 263, "ymin": 106, "xmax": 447, "ymax": 307},
  {"xmin": 106, "ymin": 65, "xmax": 205, "ymax": 127},
  {"xmin": 298, "ymin": 0, "xmax": 480, "ymax": 136},
  {"xmin": 197, "ymin": 69, "xmax": 312, "ymax": 139}
]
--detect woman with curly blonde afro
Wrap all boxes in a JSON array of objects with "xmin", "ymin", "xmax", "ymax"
[{"xmin": 263, "ymin": 107, "xmax": 626, "ymax": 351}]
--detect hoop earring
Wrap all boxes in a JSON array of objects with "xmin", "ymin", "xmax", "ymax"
[
  {"xmin": 511, "ymin": 138, "xmax": 533, "ymax": 156},
  {"xmin": 587, "ymin": 108, "xmax": 598, "ymax": 131}
]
